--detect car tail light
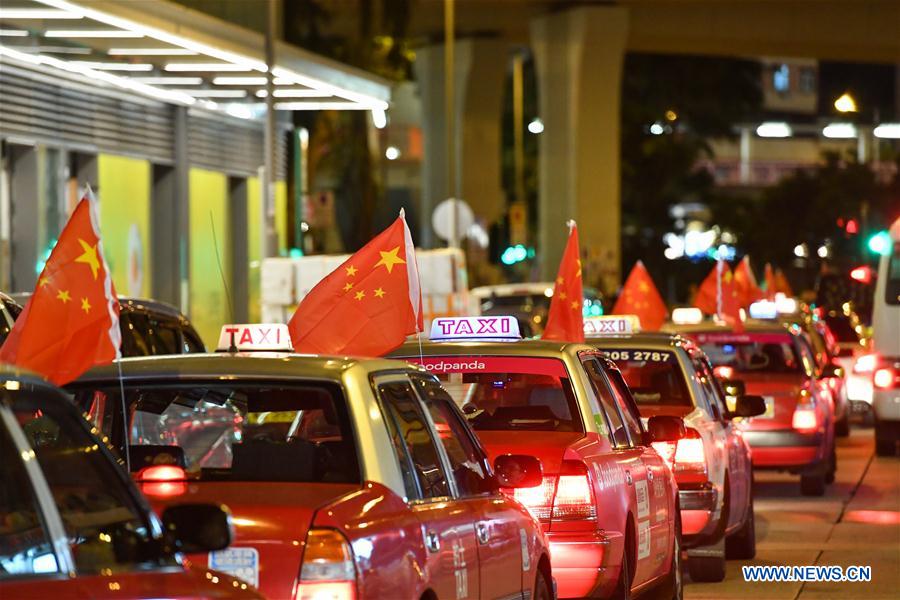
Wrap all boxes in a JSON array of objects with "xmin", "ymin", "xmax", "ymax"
[
  {"xmin": 713, "ymin": 365, "xmax": 734, "ymax": 380},
  {"xmin": 674, "ymin": 429, "xmax": 706, "ymax": 467},
  {"xmin": 552, "ymin": 461, "xmax": 596, "ymax": 521},
  {"xmin": 295, "ymin": 529, "xmax": 356, "ymax": 600},
  {"xmin": 135, "ymin": 465, "xmax": 186, "ymax": 482},
  {"xmin": 512, "ymin": 460, "xmax": 595, "ymax": 522},
  {"xmin": 792, "ymin": 405, "xmax": 818, "ymax": 433},
  {"xmin": 853, "ymin": 354, "xmax": 878, "ymax": 374},
  {"xmin": 874, "ymin": 367, "xmax": 896, "ymax": 390},
  {"xmin": 651, "ymin": 441, "xmax": 677, "ymax": 465}
]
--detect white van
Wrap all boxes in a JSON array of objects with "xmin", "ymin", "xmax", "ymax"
[{"xmin": 871, "ymin": 218, "xmax": 900, "ymax": 455}]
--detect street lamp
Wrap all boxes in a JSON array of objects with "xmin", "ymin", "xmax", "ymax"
[{"xmin": 834, "ymin": 92, "xmax": 858, "ymax": 113}]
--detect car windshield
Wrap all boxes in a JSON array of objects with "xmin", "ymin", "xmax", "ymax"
[
  {"xmin": 70, "ymin": 383, "xmax": 360, "ymax": 484},
  {"xmin": 693, "ymin": 332, "xmax": 803, "ymax": 374},
  {"xmin": 410, "ymin": 356, "xmax": 582, "ymax": 432},
  {"xmin": 481, "ymin": 293, "xmax": 549, "ymax": 311},
  {"xmin": 600, "ymin": 348, "xmax": 692, "ymax": 407}
]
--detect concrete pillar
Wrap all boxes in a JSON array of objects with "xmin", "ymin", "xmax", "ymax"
[
  {"xmin": 531, "ymin": 6, "xmax": 628, "ymax": 291},
  {"xmin": 414, "ymin": 38, "xmax": 508, "ymax": 247}
]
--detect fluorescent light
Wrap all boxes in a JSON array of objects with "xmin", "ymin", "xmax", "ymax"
[
  {"xmin": 29, "ymin": 45, "xmax": 91, "ymax": 54},
  {"xmin": 184, "ymin": 89, "xmax": 247, "ymax": 98},
  {"xmin": 131, "ymin": 76, "xmax": 203, "ymax": 85},
  {"xmin": 371, "ymin": 108, "xmax": 387, "ymax": 129},
  {"xmin": 822, "ymin": 123, "xmax": 857, "ymax": 139},
  {"xmin": 46, "ymin": 30, "xmax": 142, "ymax": 38},
  {"xmin": 165, "ymin": 62, "xmax": 252, "ymax": 72},
  {"xmin": 275, "ymin": 101, "xmax": 373, "ymax": 110},
  {"xmin": 0, "ymin": 9, "xmax": 81, "ymax": 19},
  {"xmin": 213, "ymin": 76, "xmax": 267, "ymax": 85},
  {"xmin": 256, "ymin": 88, "xmax": 329, "ymax": 98},
  {"xmin": 108, "ymin": 48, "xmax": 197, "ymax": 56},
  {"xmin": 874, "ymin": 123, "xmax": 900, "ymax": 139},
  {"xmin": 70, "ymin": 61, "xmax": 153, "ymax": 71},
  {"xmin": 225, "ymin": 103, "xmax": 257, "ymax": 119},
  {"xmin": 272, "ymin": 66, "xmax": 388, "ymax": 110},
  {"xmin": 0, "ymin": 30, "xmax": 29, "ymax": 37},
  {"xmin": 756, "ymin": 122, "xmax": 792, "ymax": 138}
]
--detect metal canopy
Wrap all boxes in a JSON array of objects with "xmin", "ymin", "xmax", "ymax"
[{"xmin": 0, "ymin": 0, "xmax": 391, "ymax": 119}]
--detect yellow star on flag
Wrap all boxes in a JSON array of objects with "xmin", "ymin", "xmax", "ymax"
[
  {"xmin": 373, "ymin": 287, "xmax": 386, "ymax": 298},
  {"xmin": 556, "ymin": 277, "xmax": 564, "ymax": 285},
  {"xmin": 559, "ymin": 291, "xmax": 567, "ymax": 300},
  {"xmin": 571, "ymin": 300, "xmax": 580, "ymax": 310},
  {"xmin": 39, "ymin": 276, "xmax": 50, "ymax": 287},
  {"xmin": 354, "ymin": 290, "xmax": 366, "ymax": 301},
  {"xmin": 57, "ymin": 290, "xmax": 71, "ymax": 304},
  {"xmin": 80, "ymin": 297, "xmax": 91, "ymax": 314},
  {"xmin": 75, "ymin": 239, "xmax": 101, "ymax": 279},
  {"xmin": 374, "ymin": 246, "xmax": 406, "ymax": 274},
  {"xmin": 345, "ymin": 265, "xmax": 358, "ymax": 277},
  {"xmin": 343, "ymin": 282, "xmax": 354, "ymax": 292}
]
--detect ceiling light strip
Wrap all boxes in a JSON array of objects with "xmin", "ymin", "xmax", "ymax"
[
  {"xmin": 108, "ymin": 48, "xmax": 198, "ymax": 56},
  {"xmin": 165, "ymin": 63, "xmax": 252, "ymax": 72},
  {"xmin": 0, "ymin": 9, "xmax": 81, "ymax": 19},
  {"xmin": 45, "ymin": 30, "xmax": 143, "ymax": 38}
]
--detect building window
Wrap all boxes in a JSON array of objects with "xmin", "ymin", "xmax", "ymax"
[{"xmin": 799, "ymin": 67, "xmax": 816, "ymax": 93}]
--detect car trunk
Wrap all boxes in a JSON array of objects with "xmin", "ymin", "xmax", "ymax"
[
  {"xmin": 739, "ymin": 373, "xmax": 807, "ymax": 431},
  {"xmin": 141, "ymin": 481, "xmax": 358, "ymax": 596},
  {"xmin": 475, "ymin": 430, "xmax": 584, "ymax": 475}
]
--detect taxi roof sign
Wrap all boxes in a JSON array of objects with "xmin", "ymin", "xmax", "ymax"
[
  {"xmin": 749, "ymin": 300, "xmax": 777, "ymax": 320},
  {"xmin": 430, "ymin": 316, "xmax": 521, "ymax": 342},
  {"xmin": 671, "ymin": 307, "xmax": 703, "ymax": 325},
  {"xmin": 217, "ymin": 324, "xmax": 293, "ymax": 352},
  {"xmin": 584, "ymin": 315, "xmax": 640, "ymax": 336}
]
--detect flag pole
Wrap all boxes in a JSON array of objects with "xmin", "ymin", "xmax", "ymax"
[{"xmin": 716, "ymin": 257, "xmax": 723, "ymax": 320}]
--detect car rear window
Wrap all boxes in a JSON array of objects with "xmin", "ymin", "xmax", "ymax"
[
  {"xmin": 70, "ymin": 383, "xmax": 360, "ymax": 484},
  {"xmin": 822, "ymin": 315, "xmax": 860, "ymax": 343},
  {"xmin": 600, "ymin": 349, "xmax": 692, "ymax": 407},
  {"xmin": 410, "ymin": 356, "xmax": 582, "ymax": 432},
  {"xmin": 692, "ymin": 332, "xmax": 803, "ymax": 374}
]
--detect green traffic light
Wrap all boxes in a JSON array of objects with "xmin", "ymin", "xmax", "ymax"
[{"xmin": 867, "ymin": 230, "xmax": 891, "ymax": 256}]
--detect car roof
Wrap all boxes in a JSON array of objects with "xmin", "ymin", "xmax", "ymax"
[
  {"xmin": 586, "ymin": 331, "xmax": 687, "ymax": 349},
  {"xmin": 74, "ymin": 352, "xmax": 422, "ymax": 384},
  {"xmin": 664, "ymin": 319, "xmax": 792, "ymax": 336},
  {"xmin": 0, "ymin": 363, "xmax": 54, "ymax": 390},
  {"xmin": 392, "ymin": 338, "xmax": 592, "ymax": 358}
]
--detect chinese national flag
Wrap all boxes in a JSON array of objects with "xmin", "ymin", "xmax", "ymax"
[
  {"xmin": 288, "ymin": 212, "xmax": 422, "ymax": 356},
  {"xmin": 693, "ymin": 263, "xmax": 722, "ymax": 315},
  {"xmin": 774, "ymin": 268, "xmax": 793, "ymax": 297},
  {"xmin": 612, "ymin": 261, "xmax": 668, "ymax": 331},
  {"xmin": 542, "ymin": 223, "xmax": 584, "ymax": 342},
  {"xmin": 733, "ymin": 256, "xmax": 763, "ymax": 307},
  {"xmin": 0, "ymin": 193, "xmax": 121, "ymax": 385},
  {"xmin": 720, "ymin": 268, "xmax": 745, "ymax": 333}
]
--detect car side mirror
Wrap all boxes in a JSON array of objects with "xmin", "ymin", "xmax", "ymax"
[
  {"xmin": 732, "ymin": 395, "xmax": 767, "ymax": 418},
  {"xmin": 162, "ymin": 503, "xmax": 232, "ymax": 554},
  {"xmin": 494, "ymin": 454, "xmax": 543, "ymax": 488},
  {"xmin": 646, "ymin": 415, "xmax": 686, "ymax": 443}
]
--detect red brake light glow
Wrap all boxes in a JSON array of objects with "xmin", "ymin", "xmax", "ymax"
[
  {"xmin": 511, "ymin": 460, "xmax": 595, "ymax": 522},
  {"xmin": 713, "ymin": 365, "xmax": 734, "ymax": 380},
  {"xmin": 874, "ymin": 367, "xmax": 895, "ymax": 390},
  {"xmin": 295, "ymin": 529, "xmax": 357, "ymax": 600},
  {"xmin": 136, "ymin": 465, "xmax": 186, "ymax": 482},
  {"xmin": 792, "ymin": 405, "xmax": 818, "ymax": 432},
  {"xmin": 854, "ymin": 354, "xmax": 878, "ymax": 373}
]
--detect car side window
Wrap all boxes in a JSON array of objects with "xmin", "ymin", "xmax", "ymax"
[
  {"xmin": 795, "ymin": 337, "xmax": 817, "ymax": 379},
  {"xmin": 377, "ymin": 380, "xmax": 451, "ymax": 500},
  {"xmin": 605, "ymin": 369, "xmax": 645, "ymax": 445},
  {"xmin": 691, "ymin": 358, "xmax": 723, "ymax": 420},
  {"xmin": 696, "ymin": 357, "xmax": 730, "ymax": 421},
  {"xmin": 582, "ymin": 359, "xmax": 631, "ymax": 448},
  {"xmin": 0, "ymin": 419, "xmax": 59, "ymax": 578},
  {"xmin": 146, "ymin": 319, "xmax": 180, "ymax": 354},
  {"xmin": 181, "ymin": 327, "xmax": 206, "ymax": 353},
  {"xmin": 120, "ymin": 313, "xmax": 152, "ymax": 357},
  {"xmin": 11, "ymin": 394, "xmax": 171, "ymax": 574},
  {"xmin": 412, "ymin": 376, "xmax": 494, "ymax": 497}
]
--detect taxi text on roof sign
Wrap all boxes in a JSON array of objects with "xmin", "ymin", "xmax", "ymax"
[
  {"xmin": 583, "ymin": 315, "xmax": 641, "ymax": 336},
  {"xmin": 430, "ymin": 316, "xmax": 521, "ymax": 342},
  {"xmin": 217, "ymin": 324, "xmax": 293, "ymax": 352}
]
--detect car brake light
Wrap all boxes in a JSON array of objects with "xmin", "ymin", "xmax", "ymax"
[
  {"xmin": 874, "ymin": 367, "xmax": 895, "ymax": 390},
  {"xmin": 511, "ymin": 460, "xmax": 595, "ymax": 522},
  {"xmin": 135, "ymin": 465, "xmax": 186, "ymax": 482},
  {"xmin": 713, "ymin": 365, "xmax": 734, "ymax": 380},
  {"xmin": 295, "ymin": 529, "xmax": 357, "ymax": 600},
  {"xmin": 674, "ymin": 430, "xmax": 706, "ymax": 468},
  {"xmin": 651, "ymin": 441, "xmax": 677, "ymax": 465},
  {"xmin": 854, "ymin": 354, "xmax": 877, "ymax": 373},
  {"xmin": 792, "ymin": 405, "xmax": 818, "ymax": 433}
]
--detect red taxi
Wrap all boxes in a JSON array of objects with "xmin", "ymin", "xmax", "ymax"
[
  {"xmin": 586, "ymin": 316, "xmax": 763, "ymax": 583},
  {"xmin": 392, "ymin": 316, "xmax": 686, "ymax": 599},
  {"xmin": 0, "ymin": 366, "xmax": 259, "ymax": 599},
  {"xmin": 68, "ymin": 324, "xmax": 554, "ymax": 600},
  {"xmin": 668, "ymin": 319, "xmax": 837, "ymax": 496}
]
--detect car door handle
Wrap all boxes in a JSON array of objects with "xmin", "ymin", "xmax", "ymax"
[
  {"xmin": 425, "ymin": 531, "xmax": 440, "ymax": 553},
  {"xmin": 625, "ymin": 470, "xmax": 633, "ymax": 486},
  {"xmin": 475, "ymin": 522, "xmax": 489, "ymax": 545}
]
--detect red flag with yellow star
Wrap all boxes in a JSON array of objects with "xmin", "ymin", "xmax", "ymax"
[
  {"xmin": 288, "ymin": 211, "xmax": 422, "ymax": 356},
  {"xmin": 542, "ymin": 222, "xmax": 584, "ymax": 342},
  {"xmin": 694, "ymin": 261, "xmax": 743, "ymax": 331},
  {"xmin": 612, "ymin": 261, "xmax": 668, "ymax": 331},
  {"xmin": 0, "ymin": 192, "xmax": 120, "ymax": 385},
  {"xmin": 763, "ymin": 263, "xmax": 777, "ymax": 299},
  {"xmin": 733, "ymin": 256, "xmax": 763, "ymax": 307}
]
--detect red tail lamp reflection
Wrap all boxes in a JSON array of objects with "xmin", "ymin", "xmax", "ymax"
[{"xmin": 135, "ymin": 465, "xmax": 187, "ymax": 497}]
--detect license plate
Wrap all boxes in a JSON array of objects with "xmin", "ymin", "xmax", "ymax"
[{"xmin": 209, "ymin": 547, "xmax": 259, "ymax": 588}]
